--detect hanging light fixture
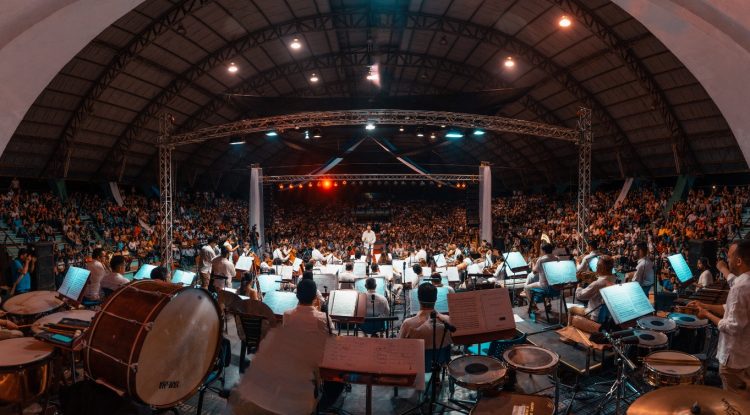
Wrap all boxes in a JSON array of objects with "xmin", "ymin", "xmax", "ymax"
[
  {"xmin": 227, "ymin": 62, "xmax": 238, "ymax": 73},
  {"xmin": 504, "ymin": 57, "xmax": 515, "ymax": 68},
  {"xmin": 290, "ymin": 38, "xmax": 302, "ymax": 50},
  {"xmin": 559, "ymin": 15, "xmax": 572, "ymax": 28},
  {"xmin": 309, "ymin": 73, "xmax": 319, "ymax": 83}
]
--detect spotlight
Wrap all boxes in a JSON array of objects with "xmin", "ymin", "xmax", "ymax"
[
  {"xmin": 227, "ymin": 62, "xmax": 238, "ymax": 73},
  {"xmin": 333, "ymin": 181, "xmax": 339, "ymax": 187},
  {"xmin": 298, "ymin": 183, "xmax": 303, "ymax": 189},
  {"xmin": 472, "ymin": 129, "xmax": 486, "ymax": 136},
  {"xmin": 316, "ymin": 181, "xmax": 321, "ymax": 187},
  {"xmin": 445, "ymin": 130, "xmax": 464, "ymax": 139},
  {"xmin": 559, "ymin": 15, "xmax": 572, "ymax": 28},
  {"xmin": 365, "ymin": 122, "xmax": 376, "ymax": 130},
  {"xmin": 304, "ymin": 130, "xmax": 310, "ymax": 140},
  {"xmin": 308, "ymin": 182, "xmax": 313, "ymax": 188},
  {"xmin": 312, "ymin": 128, "xmax": 322, "ymax": 138},
  {"xmin": 438, "ymin": 183, "xmax": 443, "ymax": 188},
  {"xmin": 309, "ymin": 73, "xmax": 319, "ymax": 83},
  {"xmin": 290, "ymin": 38, "xmax": 302, "ymax": 50},
  {"xmin": 288, "ymin": 184, "xmax": 294, "ymax": 189},
  {"xmin": 429, "ymin": 132, "xmax": 437, "ymax": 140},
  {"xmin": 322, "ymin": 179, "xmax": 332, "ymax": 189},
  {"xmin": 229, "ymin": 136, "xmax": 244, "ymax": 145},
  {"xmin": 265, "ymin": 131, "xmax": 278, "ymax": 137},
  {"xmin": 416, "ymin": 127, "xmax": 424, "ymax": 137},
  {"xmin": 399, "ymin": 126, "xmax": 405, "ymax": 132},
  {"xmin": 278, "ymin": 184, "xmax": 284, "ymax": 190},
  {"xmin": 504, "ymin": 57, "xmax": 515, "ymax": 68},
  {"xmin": 342, "ymin": 180, "xmax": 347, "ymax": 185},
  {"xmin": 440, "ymin": 124, "xmax": 446, "ymax": 128}
]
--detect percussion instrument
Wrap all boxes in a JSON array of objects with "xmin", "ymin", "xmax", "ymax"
[
  {"xmin": 32, "ymin": 309, "xmax": 96, "ymax": 334},
  {"xmin": 671, "ymin": 305, "xmax": 698, "ymax": 316},
  {"xmin": 636, "ymin": 316, "xmax": 677, "ymax": 334},
  {"xmin": 503, "ymin": 345, "xmax": 559, "ymax": 375},
  {"xmin": 85, "ymin": 280, "xmax": 221, "ymax": 408},
  {"xmin": 447, "ymin": 356, "xmax": 507, "ymax": 392},
  {"xmin": 627, "ymin": 385, "xmax": 750, "ymax": 415},
  {"xmin": 668, "ymin": 312, "xmax": 709, "ymax": 354},
  {"xmin": 0, "ymin": 337, "xmax": 54, "ymax": 404},
  {"xmin": 631, "ymin": 330, "xmax": 668, "ymax": 359},
  {"xmin": 2, "ymin": 291, "xmax": 65, "ymax": 326},
  {"xmin": 642, "ymin": 350, "xmax": 703, "ymax": 387},
  {"xmin": 470, "ymin": 392, "xmax": 554, "ymax": 415}
]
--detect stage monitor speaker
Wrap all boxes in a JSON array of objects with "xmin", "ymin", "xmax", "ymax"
[
  {"xmin": 465, "ymin": 186, "xmax": 479, "ymax": 228},
  {"xmin": 687, "ymin": 239, "xmax": 717, "ymax": 270},
  {"xmin": 32, "ymin": 242, "xmax": 55, "ymax": 291}
]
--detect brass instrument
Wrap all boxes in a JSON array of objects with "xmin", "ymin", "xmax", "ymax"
[{"xmin": 576, "ymin": 271, "xmax": 598, "ymax": 285}]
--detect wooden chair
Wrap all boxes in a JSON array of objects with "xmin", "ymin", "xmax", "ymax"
[{"xmin": 232, "ymin": 299, "xmax": 276, "ymax": 373}]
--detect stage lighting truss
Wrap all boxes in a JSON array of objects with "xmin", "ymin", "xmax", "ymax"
[{"xmin": 265, "ymin": 173, "xmax": 479, "ymax": 185}]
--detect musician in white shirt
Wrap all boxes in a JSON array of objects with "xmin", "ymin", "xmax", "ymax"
[
  {"xmin": 362, "ymin": 225, "xmax": 376, "ymax": 251},
  {"xmin": 630, "ymin": 242, "xmax": 654, "ymax": 296},
  {"xmin": 577, "ymin": 240, "xmax": 600, "ymax": 272},
  {"xmin": 696, "ymin": 257, "xmax": 714, "ymax": 288},
  {"xmin": 100, "ymin": 254, "xmax": 130, "ymax": 293},
  {"xmin": 364, "ymin": 277, "xmax": 390, "ymax": 317},
  {"xmin": 523, "ymin": 243, "xmax": 559, "ymax": 307},
  {"xmin": 415, "ymin": 246, "xmax": 428, "ymax": 263},
  {"xmin": 83, "ymin": 248, "xmax": 109, "ymax": 301},
  {"xmin": 690, "ymin": 240, "xmax": 750, "ymax": 398},
  {"xmin": 311, "ymin": 243, "xmax": 326, "ymax": 264},
  {"xmin": 574, "ymin": 255, "xmax": 616, "ymax": 321},
  {"xmin": 338, "ymin": 262, "xmax": 357, "ymax": 288},
  {"xmin": 199, "ymin": 238, "xmax": 218, "ymax": 289},
  {"xmin": 272, "ymin": 243, "xmax": 290, "ymax": 264},
  {"xmin": 211, "ymin": 246, "xmax": 236, "ymax": 291},
  {"xmin": 400, "ymin": 283, "xmax": 452, "ymax": 350}
]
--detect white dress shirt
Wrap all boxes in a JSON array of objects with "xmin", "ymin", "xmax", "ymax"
[
  {"xmin": 311, "ymin": 249, "xmax": 325, "ymax": 263},
  {"xmin": 84, "ymin": 260, "xmax": 108, "ymax": 300},
  {"xmin": 633, "ymin": 257, "xmax": 655, "ymax": 287},
  {"xmin": 574, "ymin": 275, "xmax": 615, "ymax": 320},
  {"xmin": 365, "ymin": 290, "xmax": 390, "ymax": 317},
  {"xmin": 577, "ymin": 251, "xmax": 598, "ymax": 272},
  {"xmin": 717, "ymin": 273, "xmax": 750, "ymax": 369},
  {"xmin": 211, "ymin": 256, "xmax": 235, "ymax": 289},
  {"xmin": 532, "ymin": 254, "xmax": 559, "ymax": 288},
  {"xmin": 273, "ymin": 248, "xmax": 289, "ymax": 262},
  {"xmin": 199, "ymin": 245, "xmax": 216, "ymax": 274},
  {"xmin": 698, "ymin": 269, "xmax": 714, "ymax": 287},
  {"xmin": 399, "ymin": 309, "xmax": 452, "ymax": 350},
  {"xmin": 416, "ymin": 249, "xmax": 428, "ymax": 263},
  {"xmin": 100, "ymin": 271, "xmax": 129, "ymax": 291},
  {"xmin": 362, "ymin": 230, "xmax": 376, "ymax": 248}
]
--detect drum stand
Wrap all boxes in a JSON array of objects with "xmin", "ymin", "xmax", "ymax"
[{"xmin": 587, "ymin": 338, "xmax": 640, "ymax": 415}]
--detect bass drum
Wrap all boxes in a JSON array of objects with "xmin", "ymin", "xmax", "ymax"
[{"xmin": 84, "ymin": 280, "xmax": 221, "ymax": 408}]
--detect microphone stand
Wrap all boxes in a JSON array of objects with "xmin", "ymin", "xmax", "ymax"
[{"xmin": 592, "ymin": 334, "xmax": 639, "ymax": 415}]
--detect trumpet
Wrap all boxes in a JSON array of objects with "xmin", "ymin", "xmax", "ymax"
[{"xmin": 576, "ymin": 270, "xmax": 598, "ymax": 285}]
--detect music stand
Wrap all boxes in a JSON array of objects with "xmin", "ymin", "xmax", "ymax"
[
  {"xmin": 133, "ymin": 264, "xmax": 156, "ymax": 280},
  {"xmin": 257, "ymin": 274, "xmax": 281, "ymax": 295},
  {"xmin": 57, "ymin": 266, "xmax": 90, "ymax": 302},
  {"xmin": 171, "ymin": 269, "xmax": 196, "ymax": 286},
  {"xmin": 599, "ymin": 282, "xmax": 654, "ymax": 325},
  {"xmin": 541, "ymin": 260, "xmax": 578, "ymax": 325},
  {"xmin": 409, "ymin": 285, "xmax": 450, "ymax": 315},
  {"xmin": 313, "ymin": 273, "xmax": 338, "ymax": 298},
  {"xmin": 353, "ymin": 261, "xmax": 368, "ymax": 277},
  {"xmin": 261, "ymin": 290, "xmax": 299, "ymax": 317},
  {"xmin": 235, "ymin": 255, "xmax": 254, "ymax": 272},
  {"xmin": 667, "ymin": 253, "xmax": 694, "ymax": 284},
  {"xmin": 355, "ymin": 276, "xmax": 387, "ymax": 297}
]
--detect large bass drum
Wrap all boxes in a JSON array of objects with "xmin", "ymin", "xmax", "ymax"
[{"xmin": 84, "ymin": 280, "xmax": 221, "ymax": 408}]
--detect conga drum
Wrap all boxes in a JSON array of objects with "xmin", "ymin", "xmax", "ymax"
[
  {"xmin": 84, "ymin": 280, "xmax": 221, "ymax": 408},
  {"xmin": 2, "ymin": 291, "xmax": 65, "ymax": 326},
  {"xmin": 447, "ymin": 356, "xmax": 507, "ymax": 392}
]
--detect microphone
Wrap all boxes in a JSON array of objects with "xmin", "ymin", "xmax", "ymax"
[
  {"xmin": 323, "ymin": 286, "xmax": 328, "ymax": 294},
  {"xmin": 619, "ymin": 335, "xmax": 640, "ymax": 345},
  {"xmin": 431, "ymin": 310, "xmax": 457, "ymax": 333},
  {"xmin": 609, "ymin": 329, "xmax": 635, "ymax": 339}
]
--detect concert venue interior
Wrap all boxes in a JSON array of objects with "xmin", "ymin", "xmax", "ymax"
[{"xmin": 2, "ymin": 1, "xmax": 750, "ymax": 414}]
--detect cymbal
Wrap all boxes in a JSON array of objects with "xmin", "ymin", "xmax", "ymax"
[{"xmin": 627, "ymin": 385, "xmax": 750, "ymax": 415}]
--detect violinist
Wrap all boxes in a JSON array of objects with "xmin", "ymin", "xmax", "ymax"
[
  {"xmin": 577, "ymin": 240, "xmax": 600, "ymax": 273},
  {"xmin": 574, "ymin": 255, "xmax": 616, "ymax": 321}
]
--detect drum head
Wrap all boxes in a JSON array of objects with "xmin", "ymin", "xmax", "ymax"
[
  {"xmin": 668, "ymin": 313, "xmax": 708, "ymax": 328},
  {"xmin": 2, "ymin": 291, "xmax": 63, "ymax": 315},
  {"xmin": 135, "ymin": 288, "xmax": 221, "ymax": 407},
  {"xmin": 503, "ymin": 345, "xmax": 558, "ymax": 374},
  {"xmin": 0, "ymin": 338, "xmax": 54, "ymax": 367},
  {"xmin": 637, "ymin": 316, "xmax": 677, "ymax": 332},
  {"xmin": 448, "ymin": 356, "xmax": 506, "ymax": 387},
  {"xmin": 32, "ymin": 309, "xmax": 96, "ymax": 334},
  {"xmin": 645, "ymin": 351, "xmax": 702, "ymax": 375},
  {"xmin": 634, "ymin": 330, "xmax": 668, "ymax": 347}
]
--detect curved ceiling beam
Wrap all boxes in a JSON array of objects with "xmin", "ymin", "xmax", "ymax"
[
  {"xmin": 550, "ymin": 0, "xmax": 702, "ymax": 175},
  {"xmin": 41, "ymin": 0, "xmax": 213, "ymax": 179},
  {"xmin": 96, "ymin": 8, "xmax": 651, "ymax": 184}
]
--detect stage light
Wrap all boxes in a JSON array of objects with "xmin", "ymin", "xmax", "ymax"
[
  {"xmin": 366, "ymin": 67, "xmax": 376, "ymax": 81},
  {"xmin": 322, "ymin": 179, "xmax": 332, "ymax": 189},
  {"xmin": 504, "ymin": 57, "xmax": 515, "ymax": 68},
  {"xmin": 399, "ymin": 126, "xmax": 404, "ymax": 132},
  {"xmin": 304, "ymin": 130, "xmax": 310, "ymax": 140},
  {"xmin": 473, "ymin": 129, "xmax": 486, "ymax": 136},
  {"xmin": 429, "ymin": 132, "xmax": 437, "ymax": 140},
  {"xmin": 278, "ymin": 184, "xmax": 284, "ymax": 190},
  {"xmin": 440, "ymin": 124, "xmax": 446, "ymax": 128},
  {"xmin": 559, "ymin": 15, "xmax": 572, "ymax": 28},
  {"xmin": 288, "ymin": 184, "xmax": 294, "ymax": 189},
  {"xmin": 316, "ymin": 181, "xmax": 321, "ymax": 187},
  {"xmin": 333, "ymin": 181, "xmax": 339, "ymax": 187},
  {"xmin": 229, "ymin": 137, "xmax": 244, "ymax": 145},
  {"xmin": 290, "ymin": 38, "xmax": 302, "ymax": 50},
  {"xmin": 265, "ymin": 131, "xmax": 278, "ymax": 137},
  {"xmin": 445, "ymin": 130, "xmax": 464, "ymax": 139},
  {"xmin": 309, "ymin": 73, "xmax": 319, "ymax": 83},
  {"xmin": 365, "ymin": 122, "xmax": 375, "ymax": 130},
  {"xmin": 298, "ymin": 183, "xmax": 303, "ymax": 189},
  {"xmin": 227, "ymin": 62, "xmax": 238, "ymax": 73},
  {"xmin": 437, "ymin": 183, "xmax": 443, "ymax": 188},
  {"xmin": 308, "ymin": 182, "xmax": 313, "ymax": 188},
  {"xmin": 312, "ymin": 128, "xmax": 322, "ymax": 138},
  {"xmin": 416, "ymin": 127, "xmax": 424, "ymax": 137},
  {"xmin": 342, "ymin": 180, "xmax": 347, "ymax": 185}
]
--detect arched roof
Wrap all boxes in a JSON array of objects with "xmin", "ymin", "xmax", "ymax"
[{"xmin": 2, "ymin": 0, "xmax": 744, "ymax": 192}]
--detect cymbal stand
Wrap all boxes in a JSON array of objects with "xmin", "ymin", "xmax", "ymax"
[{"xmin": 591, "ymin": 336, "xmax": 640, "ymax": 415}]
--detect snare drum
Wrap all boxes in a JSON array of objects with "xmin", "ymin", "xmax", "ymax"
[
  {"xmin": 32, "ymin": 309, "xmax": 97, "ymax": 334},
  {"xmin": 470, "ymin": 392, "xmax": 554, "ymax": 415},
  {"xmin": 503, "ymin": 345, "xmax": 559, "ymax": 375},
  {"xmin": 0, "ymin": 338, "xmax": 54, "ymax": 404},
  {"xmin": 447, "ymin": 356, "xmax": 507, "ymax": 392},
  {"xmin": 668, "ymin": 313, "xmax": 709, "ymax": 354},
  {"xmin": 636, "ymin": 316, "xmax": 677, "ymax": 334},
  {"xmin": 2, "ymin": 291, "xmax": 65, "ymax": 326},
  {"xmin": 85, "ymin": 280, "xmax": 222, "ymax": 408},
  {"xmin": 632, "ymin": 330, "xmax": 668, "ymax": 359},
  {"xmin": 643, "ymin": 350, "xmax": 703, "ymax": 387}
]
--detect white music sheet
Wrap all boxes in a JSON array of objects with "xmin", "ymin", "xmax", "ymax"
[
  {"xmin": 262, "ymin": 291, "xmax": 299, "ymax": 316},
  {"xmin": 542, "ymin": 260, "xmax": 578, "ymax": 285},
  {"xmin": 320, "ymin": 336, "xmax": 425, "ymax": 389},
  {"xmin": 410, "ymin": 285, "xmax": 449, "ymax": 314},
  {"xmin": 404, "ymin": 267, "xmax": 419, "ymax": 286},
  {"xmin": 392, "ymin": 260, "xmax": 405, "ymax": 276},
  {"xmin": 292, "ymin": 257, "xmax": 303, "ymax": 269},
  {"xmin": 379, "ymin": 265, "xmax": 393, "ymax": 279},
  {"xmin": 171, "ymin": 270, "xmax": 195, "ymax": 285},
  {"xmin": 57, "ymin": 266, "xmax": 90, "ymax": 301},
  {"xmin": 313, "ymin": 274, "xmax": 338, "ymax": 294},
  {"xmin": 433, "ymin": 254, "xmax": 447, "ymax": 268},
  {"xmin": 328, "ymin": 290, "xmax": 361, "ymax": 318},
  {"xmin": 280, "ymin": 265, "xmax": 294, "ymax": 280},
  {"xmin": 134, "ymin": 264, "xmax": 156, "ymax": 280},
  {"xmin": 446, "ymin": 267, "xmax": 460, "ymax": 282},
  {"xmin": 323, "ymin": 264, "xmax": 343, "ymax": 276},
  {"xmin": 502, "ymin": 251, "xmax": 528, "ymax": 270},
  {"xmin": 600, "ymin": 282, "xmax": 654, "ymax": 325},
  {"xmin": 353, "ymin": 261, "xmax": 368, "ymax": 276},
  {"xmin": 467, "ymin": 263, "xmax": 483, "ymax": 275},
  {"xmin": 447, "ymin": 288, "xmax": 515, "ymax": 337},
  {"xmin": 235, "ymin": 255, "xmax": 254, "ymax": 271}
]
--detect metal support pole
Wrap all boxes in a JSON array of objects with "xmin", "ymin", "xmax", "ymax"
[
  {"xmin": 158, "ymin": 113, "xmax": 175, "ymax": 272},
  {"xmin": 577, "ymin": 107, "xmax": 592, "ymax": 253}
]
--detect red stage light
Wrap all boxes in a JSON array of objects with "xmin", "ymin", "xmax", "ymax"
[
  {"xmin": 297, "ymin": 183, "xmax": 303, "ymax": 189},
  {"xmin": 288, "ymin": 184, "xmax": 294, "ymax": 189},
  {"xmin": 333, "ymin": 181, "xmax": 339, "ymax": 187},
  {"xmin": 322, "ymin": 180, "xmax": 332, "ymax": 189},
  {"xmin": 278, "ymin": 184, "xmax": 284, "ymax": 190},
  {"xmin": 342, "ymin": 180, "xmax": 347, "ymax": 185},
  {"xmin": 308, "ymin": 183, "xmax": 313, "ymax": 188}
]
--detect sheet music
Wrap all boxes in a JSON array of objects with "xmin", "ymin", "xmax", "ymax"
[
  {"xmin": 433, "ymin": 254, "xmax": 447, "ymax": 268},
  {"xmin": 392, "ymin": 260, "xmax": 405, "ymax": 274},
  {"xmin": 323, "ymin": 264, "xmax": 343, "ymax": 276},
  {"xmin": 262, "ymin": 291, "xmax": 299, "ymax": 315},
  {"xmin": 404, "ymin": 267, "xmax": 419, "ymax": 286},
  {"xmin": 446, "ymin": 267, "xmax": 460, "ymax": 282},
  {"xmin": 668, "ymin": 254, "xmax": 693, "ymax": 283},
  {"xmin": 502, "ymin": 252, "xmax": 528, "ymax": 270},
  {"xmin": 329, "ymin": 290, "xmax": 361, "ymax": 318},
  {"xmin": 292, "ymin": 257, "xmax": 303, "ymax": 269},
  {"xmin": 355, "ymin": 277, "xmax": 387, "ymax": 297},
  {"xmin": 353, "ymin": 261, "xmax": 368, "ymax": 276},
  {"xmin": 320, "ymin": 336, "xmax": 425, "ymax": 387},
  {"xmin": 257, "ymin": 274, "xmax": 281, "ymax": 293},
  {"xmin": 313, "ymin": 274, "xmax": 338, "ymax": 294},
  {"xmin": 467, "ymin": 263, "xmax": 483, "ymax": 275},
  {"xmin": 171, "ymin": 270, "xmax": 195, "ymax": 285},
  {"xmin": 280, "ymin": 266, "xmax": 294, "ymax": 280},
  {"xmin": 600, "ymin": 282, "xmax": 654, "ymax": 325},
  {"xmin": 410, "ymin": 285, "xmax": 449, "ymax": 314},
  {"xmin": 448, "ymin": 288, "xmax": 515, "ymax": 337},
  {"xmin": 588, "ymin": 256, "xmax": 600, "ymax": 272},
  {"xmin": 57, "ymin": 266, "xmax": 90, "ymax": 301},
  {"xmin": 134, "ymin": 264, "xmax": 156, "ymax": 280},
  {"xmin": 235, "ymin": 255, "xmax": 254, "ymax": 271},
  {"xmin": 379, "ymin": 265, "xmax": 393, "ymax": 279},
  {"xmin": 542, "ymin": 260, "xmax": 578, "ymax": 285}
]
